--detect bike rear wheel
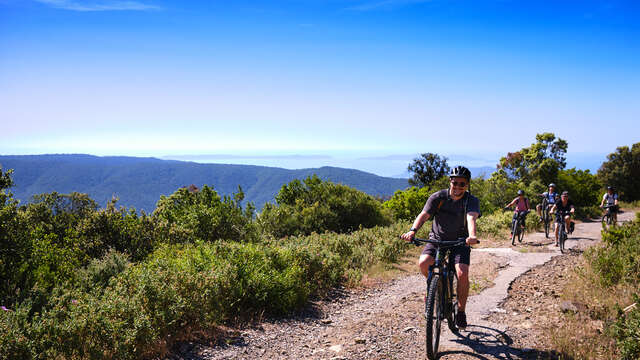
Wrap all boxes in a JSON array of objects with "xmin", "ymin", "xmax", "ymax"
[{"xmin": 425, "ymin": 274, "xmax": 443, "ymax": 360}]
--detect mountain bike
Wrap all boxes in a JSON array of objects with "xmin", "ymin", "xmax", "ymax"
[
  {"xmin": 509, "ymin": 210, "xmax": 529, "ymax": 245},
  {"xmin": 411, "ymin": 237, "xmax": 470, "ymax": 360},
  {"xmin": 601, "ymin": 204, "xmax": 617, "ymax": 230},
  {"xmin": 555, "ymin": 211, "xmax": 571, "ymax": 254}
]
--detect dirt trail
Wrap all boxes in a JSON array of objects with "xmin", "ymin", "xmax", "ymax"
[{"xmin": 167, "ymin": 211, "xmax": 635, "ymax": 360}]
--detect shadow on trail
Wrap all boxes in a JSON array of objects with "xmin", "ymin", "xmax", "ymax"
[{"xmin": 439, "ymin": 325, "xmax": 573, "ymax": 360}]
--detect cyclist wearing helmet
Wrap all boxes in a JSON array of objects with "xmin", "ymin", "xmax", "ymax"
[
  {"xmin": 600, "ymin": 186, "xmax": 619, "ymax": 223},
  {"xmin": 401, "ymin": 165, "xmax": 481, "ymax": 329},
  {"xmin": 550, "ymin": 191, "xmax": 575, "ymax": 246},
  {"xmin": 505, "ymin": 190, "xmax": 530, "ymax": 235},
  {"xmin": 536, "ymin": 183, "xmax": 559, "ymax": 222}
]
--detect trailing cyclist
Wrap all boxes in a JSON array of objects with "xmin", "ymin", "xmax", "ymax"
[
  {"xmin": 505, "ymin": 190, "xmax": 530, "ymax": 238},
  {"xmin": 536, "ymin": 183, "xmax": 559, "ymax": 222},
  {"xmin": 549, "ymin": 191, "xmax": 575, "ymax": 247},
  {"xmin": 401, "ymin": 165, "xmax": 481, "ymax": 329},
  {"xmin": 600, "ymin": 186, "xmax": 619, "ymax": 224}
]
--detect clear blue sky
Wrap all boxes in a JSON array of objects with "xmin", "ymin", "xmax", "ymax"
[{"xmin": 1, "ymin": 0, "xmax": 639, "ymax": 175}]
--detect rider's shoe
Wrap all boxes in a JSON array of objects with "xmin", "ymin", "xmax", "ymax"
[{"xmin": 455, "ymin": 311, "xmax": 467, "ymax": 329}]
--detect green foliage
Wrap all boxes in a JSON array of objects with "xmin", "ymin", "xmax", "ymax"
[
  {"xmin": 407, "ymin": 153, "xmax": 450, "ymax": 188},
  {"xmin": 587, "ymin": 220, "xmax": 640, "ymax": 288},
  {"xmin": 609, "ymin": 294, "xmax": 640, "ymax": 360},
  {"xmin": 498, "ymin": 132, "xmax": 567, "ymax": 186},
  {"xmin": 0, "ymin": 223, "xmax": 409, "ymax": 360},
  {"xmin": 597, "ymin": 142, "xmax": 640, "ymax": 202},
  {"xmin": 556, "ymin": 168, "xmax": 601, "ymax": 207},
  {"xmin": 258, "ymin": 175, "xmax": 392, "ymax": 238},
  {"xmin": 476, "ymin": 210, "xmax": 512, "ymax": 238},
  {"xmin": 383, "ymin": 186, "xmax": 432, "ymax": 221},
  {"xmin": 153, "ymin": 185, "xmax": 258, "ymax": 243},
  {"xmin": 585, "ymin": 218, "xmax": 640, "ymax": 359}
]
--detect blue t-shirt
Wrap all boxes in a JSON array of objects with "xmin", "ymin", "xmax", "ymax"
[{"xmin": 543, "ymin": 191, "xmax": 558, "ymax": 204}]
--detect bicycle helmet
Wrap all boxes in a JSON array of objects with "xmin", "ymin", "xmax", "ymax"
[
  {"xmin": 607, "ymin": 186, "xmax": 614, "ymax": 190},
  {"xmin": 449, "ymin": 166, "xmax": 471, "ymax": 180},
  {"xmin": 548, "ymin": 183, "xmax": 556, "ymax": 188},
  {"xmin": 561, "ymin": 191, "xmax": 569, "ymax": 196},
  {"xmin": 517, "ymin": 190, "xmax": 524, "ymax": 195}
]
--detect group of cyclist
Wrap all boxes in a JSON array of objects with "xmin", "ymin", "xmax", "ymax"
[
  {"xmin": 504, "ymin": 183, "xmax": 619, "ymax": 245},
  {"xmin": 400, "ymin": 166, "xmax": 620, "ymax": 332}
]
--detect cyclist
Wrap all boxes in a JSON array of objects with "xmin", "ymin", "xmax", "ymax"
[
  {"xmin": 549, "ymin": 191, "xmax": 575, "ymax": 246},
  {"xmin": 401, "ymin": 165, "xmax": 481, "ymax": 329},
  {"xmin": 536, "ymin": 183, "xmax": 559, "ymax": 223},
  {"xmin": 505, "ymin": 190, "xmax": 530, "ymax": 235},
  {"xmin": 600, "ymin": 186, "xmax": 619, "ymax": 223}
]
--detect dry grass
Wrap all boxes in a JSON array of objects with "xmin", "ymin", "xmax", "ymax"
[{"xmin": 546, "ymin": 254, "xmax": 637, "ymax": 359}]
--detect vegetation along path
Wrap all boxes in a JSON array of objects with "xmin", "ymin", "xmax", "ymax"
[{"xmin": 165, "ymin": 211, "xmax": 635, "ymax": 360}]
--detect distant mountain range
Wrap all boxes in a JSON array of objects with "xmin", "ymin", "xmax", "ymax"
[{"xmin": 0, "ymin": 154, "xmax": 410, "ymax": 212}]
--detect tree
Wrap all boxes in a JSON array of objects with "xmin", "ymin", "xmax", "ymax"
[
  {"xmin": 498, "ymin": 132, "xmax": 568, "ymax": 186},
  {"xmin": 407, "ymin": 153, "xmax": 450, "ymax": 188},
  {"xmin": 597, "ymin": 143, "xmax": 640, "ymax": 201}
]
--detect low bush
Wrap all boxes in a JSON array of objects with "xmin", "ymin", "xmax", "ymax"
[
  {"xmin": 0, "ymin": 222, "xmax": 410, "ymax": 360},
  {"xmin": 258, "ymin": 175, "xmax": 392, "ymax": 238}
]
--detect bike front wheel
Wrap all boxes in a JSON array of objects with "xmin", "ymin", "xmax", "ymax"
[
  {"xmin": 511, "ymin": 220, "xmax": 518, "ymax": 246},
  {"xmin": 559, "ymin": 230, "xmax": 567, "ymax": 254},
  {"xmin": 425, "ymin": 274, "xmax": 443, "ymax": 360},
  {"xmin": 446, "ymin": 271, "xmax": 459, "ymax": 334}
]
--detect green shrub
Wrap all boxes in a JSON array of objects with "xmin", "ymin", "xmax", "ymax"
[
  {"xmin": 153, "ymin": 185, "xmax": 258, "ymax": 244},
  {"xmin": 258, "ymin": 175, "xmax": 392, "ymax": 238},
  {"xmin": 609, "ymin": 294, "xmax": 640, "ymax": 360}
]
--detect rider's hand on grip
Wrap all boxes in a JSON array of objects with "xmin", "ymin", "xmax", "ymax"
[{"xmin": 466, "ymin": 236, "xmax": 480, "ymax": 245}]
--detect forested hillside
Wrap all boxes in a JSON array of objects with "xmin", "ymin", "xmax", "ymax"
[{"xmin": 0, "ymin": 154, "xmax": 409, "ymax": 211}]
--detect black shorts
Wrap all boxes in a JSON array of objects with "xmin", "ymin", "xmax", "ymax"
[
  {"xmin": 555, "ymin": 213, "xmax": 571, "ymax": 223},
  {"xmin": 421, "ymin": 242, "xmax": 471, "ymax": 265}
]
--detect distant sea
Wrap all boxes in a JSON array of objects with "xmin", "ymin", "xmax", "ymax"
[{"xmin": 162, "ymin": 151, "xmax": 605, "ymax": 178}]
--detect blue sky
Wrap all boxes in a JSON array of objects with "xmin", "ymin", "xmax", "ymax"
[{"xmin": 1, "ymin": 0, "xmax": 639, "ymax": 176}]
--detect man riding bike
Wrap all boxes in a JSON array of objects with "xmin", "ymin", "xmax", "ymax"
[
  {"xmin": 505, "ymin": 190, "xmax": 530, "ymax": 235},
  {"xmin": 600, "ymin": 186, "xmax": 619, "ymax": 223},
  {"xmin": 549, "ymin": 191, "xmax": 575, "ymax": 246},
  {"xmin": 401, "ymin": 166, "xmax": 481, "ymax": 329},
  {"xmin": 536, "ymin": 183, "xmax": 559, "ymax": 222}
]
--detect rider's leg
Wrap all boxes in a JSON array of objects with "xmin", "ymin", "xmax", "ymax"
[
  {"xmin": 536, "ymin": 204, "xmax": 542, "ymax": 218},
  {"xmin": 418, "ymin": 254, "xmax": 435, "ymax": 277},
  {"xmin": 554, "ymin": 220, "xmax": 560, "ymax": 243},
  {"xmin": 564, "ymin": 215, "xmax": 571, "ymax": 234},
  {"xmin": 455, "ymin": 263, "xmax": 470, "ymax": 312}
]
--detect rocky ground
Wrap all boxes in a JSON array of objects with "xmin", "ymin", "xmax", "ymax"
[{"xmin": 162, "ymin": 211, "xmax": 635, "ymax": 360}]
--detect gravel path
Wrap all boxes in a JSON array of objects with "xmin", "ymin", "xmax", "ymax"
[{"xmin": 165, "ymin": 210, "xmax": 635, "ymax": 360}]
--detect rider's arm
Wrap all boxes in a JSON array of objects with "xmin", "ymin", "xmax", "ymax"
[
  {"xmin": 401, "ymin": 211, "xmax": 430, "ymax": 241},
  {"xmin": 466, "ymin": 211, "xmax": 479, "ymax": 245},
  {"xmin": 600, "ymin": 193, "xmax": 606, "ymax": 207},
  {"xmin": 570, "ymin": 205, "xmax": 575, "ymax": 214},
  {"xmin": 505, "ymin": 198, "xmax": 516, "ymax": 208}
]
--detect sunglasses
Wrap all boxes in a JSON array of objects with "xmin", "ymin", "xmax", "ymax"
[{"xmin": 450, "ymin": 181, "xmax": 468, "ymax": 188}]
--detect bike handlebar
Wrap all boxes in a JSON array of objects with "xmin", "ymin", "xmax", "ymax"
[{"xmin": 408, "ymin": 237, "xmax": 474, "ymax": 247}]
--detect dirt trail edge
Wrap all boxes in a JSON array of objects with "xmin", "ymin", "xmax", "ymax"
[{"xmin": 167, "ymin": 211, "xmax": 635, "ymax": 360}]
